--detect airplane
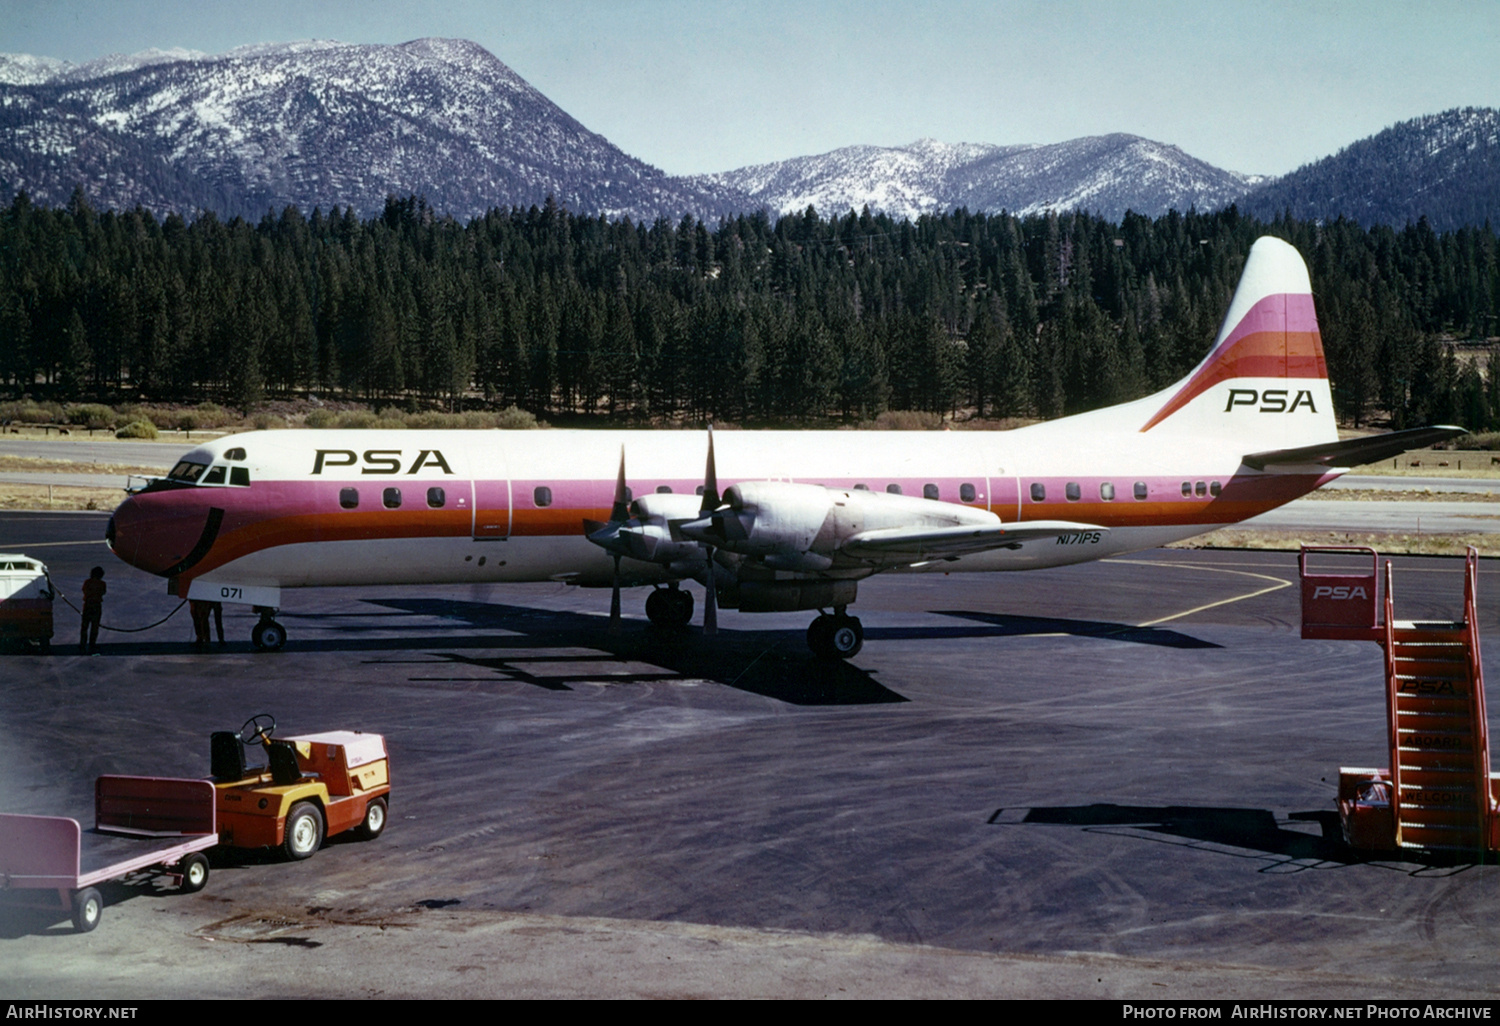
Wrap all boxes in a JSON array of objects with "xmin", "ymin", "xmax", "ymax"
[{"xmin": 105, "ymin": 236, "xmax": 1463, "ymax": 658}]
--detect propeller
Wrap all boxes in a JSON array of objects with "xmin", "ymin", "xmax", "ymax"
[
  {"xmin": 699, "ymin": 426, "xmax": 719, "ymax": 635},
  {"xmin": 582, "ymin": 446, "xmax": 631, "ymax": 633}
]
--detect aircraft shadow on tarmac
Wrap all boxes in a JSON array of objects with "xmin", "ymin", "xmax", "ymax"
[
  {"xmin": 990, "ymin": 803, "xmax": 1490, "ymax": 873},
  {"xmin": 357, "ymin": 597, "xmax": 905, "ymax": 706},
  {"xmin": 45, "ymin": 598, "xmax": 1221, "ymax": 706}
]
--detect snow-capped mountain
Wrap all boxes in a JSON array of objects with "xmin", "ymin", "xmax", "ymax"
[
  {"xmin": 0, "ymin": 38, "xmax": 749, "ymax": 221},
  {"xmin": 696, "ymin": 136, "xmax": 1262, "ymax": 222},
  {"xmin": 1238, "ymin": 108, "xmax": 1500, "ymax": 232},
  {"xmin": 1, "ymin": 39, "xmax": 1495, "ymax": 229}
]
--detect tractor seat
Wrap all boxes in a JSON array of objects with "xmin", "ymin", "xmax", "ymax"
[
  {"xmin": 210, "ymin": 731, "xmax": 249, "ymax": 781},
  {"xmin": 267, "ymin": 741, "xmax": 305, "ymax": 786}
]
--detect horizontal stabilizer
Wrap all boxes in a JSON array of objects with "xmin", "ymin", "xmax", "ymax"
[
  {"xmin": 1241, "ymin": 426, "xmax": 1468, "ymax": 471},
  {"xmin": 843, "ymin": 521, "xmax": 1108, "ymax": 562}
]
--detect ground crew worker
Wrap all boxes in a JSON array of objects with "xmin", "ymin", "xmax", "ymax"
[
  {"xmin": 190, "ymin": 599, "xmax": 210, "ymax": 647},
  {"xmin": 80, "ymin": 566, "xmax": 105, "ymax": 655}
]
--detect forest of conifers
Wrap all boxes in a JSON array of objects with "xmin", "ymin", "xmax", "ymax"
[{"xmin": 2, "ymin": 189, "xmax": 1498, "ymax": 431}]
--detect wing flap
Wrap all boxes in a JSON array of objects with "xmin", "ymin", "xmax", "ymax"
[
  {"xmin": 1242, "ymin": 426, "xmax": 1468, "ymax": 471},
  {"xmin": 843, "ymin": 521, "xmax": 1108, "ymax": 562}
]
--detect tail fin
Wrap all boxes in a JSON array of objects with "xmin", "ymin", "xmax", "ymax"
[{"xmin": 1139, "ymin": 236, "xmax": 1336, "ymax": 449}]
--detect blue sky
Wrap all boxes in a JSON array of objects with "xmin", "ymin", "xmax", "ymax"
[{"xmin": 3, "ymin": 0, "xmax": 1497, "ymax": 177}]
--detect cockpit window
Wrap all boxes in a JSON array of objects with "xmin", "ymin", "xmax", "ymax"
[
  {"xmin": 224, "ymin": 448, "xmax": 246, "ymax": 461},
  {"xmin": 230, "ymin": 467, "xmax": 250, "ymax": 487},
  {"xmin": 201, "ymin": 466, "xmax": 227, "ymax": 485},
  {"xmin": 167, "ymin": 460, "xmax": 209, "ymax": 483}
]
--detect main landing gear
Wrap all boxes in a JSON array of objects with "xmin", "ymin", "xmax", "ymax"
[
  {"xmin": 251, "ymin": 606, "xmax": 286, "ymax": 651},
  {"xmin": 644, "ymin": 586, "xmax": 694, "ymax": 628},
  {"xmin": 807, "ymin": 608, "xmax": 863, "ymax": 660}
]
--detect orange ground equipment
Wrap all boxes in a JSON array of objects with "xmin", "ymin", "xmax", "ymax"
[
  {"xmin": 211, "ymin": 714, "xmax": 390, "ymax": 860},
  {"xmin": 1, "ymin": 715, "xmax": 389, "ymax": 931},
  {"xmin": 1300, "ymin": 546, "xmax": 1495, "ymax": 855}
]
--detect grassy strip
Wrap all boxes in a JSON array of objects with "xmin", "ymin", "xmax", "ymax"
[
  {"xmin": 0, "ymin": 455, "xmax": 169, "ymax": 475},
  {"xmin": 0, "ymin": 484, "xmax": 126, "ymax": 511},
  {"xmin": 1168, "ymin": 528, "xmax": 1500, "ymax": 557},
  {"xmin": 1304, "ymin": 488, "xmax": 1498, "ymax": 502}
]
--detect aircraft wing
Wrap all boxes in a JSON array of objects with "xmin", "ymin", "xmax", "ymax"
[
  {"xmin": 842, "ymin": 521, "xmax": 1108, "ymax": 563},
  {"xmin": 1241, "ymin": 426, "xmax": 1468, "ymax": 471}
]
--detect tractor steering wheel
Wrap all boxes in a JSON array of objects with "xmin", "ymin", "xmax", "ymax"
[{"xmin": 238, "ymin": 713, "xmax": 276, "ymax": 746}]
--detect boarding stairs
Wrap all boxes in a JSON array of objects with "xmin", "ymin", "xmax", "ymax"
[{"xmin": 1299, "ymin": 546, "xmax": 1496, "ymax": 855}]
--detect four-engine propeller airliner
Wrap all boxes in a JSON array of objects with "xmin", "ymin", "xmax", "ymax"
[{"xmin": 105, "ymin": 237, "xmax": 1461, "ymax": 658}]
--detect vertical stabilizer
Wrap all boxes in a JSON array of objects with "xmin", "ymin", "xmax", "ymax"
[{"xmin": 1139, "ymin": 237, "xmax": 1337, "ymax": 450}]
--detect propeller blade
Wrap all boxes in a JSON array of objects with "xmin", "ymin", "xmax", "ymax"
[
  {"xmin": 699, "ymin": 426, "xmax": 719, "ymax": 634},
  {"xmin": 703, "ymin": 548, "xmax": 717, "ymax": 635},
  {"xmin": 609, "ymin": 445, "xmax": 630, "ymax": 523},
  {"xmin": 609, "ymin": 555, "xmax": 622, "ymax": 633},
  {"xmin": 584, "ymin": 446, "xmax": 633, "ymax": 554},
  {"xmin": 699, "ymin": 425, "xmax": 719, "ymax": 514}
]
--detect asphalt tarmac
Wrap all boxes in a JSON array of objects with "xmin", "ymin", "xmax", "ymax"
[{"xmin": 2, "ymin": 511, "xmax": 1499, "ymax": 999}]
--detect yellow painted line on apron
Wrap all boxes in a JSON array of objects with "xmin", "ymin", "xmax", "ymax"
[{"xmin": 1105, "ymin": 558, "xmax": 1294, "ymax": 628}]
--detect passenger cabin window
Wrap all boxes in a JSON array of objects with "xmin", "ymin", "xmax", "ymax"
[
  {"xmin": 853, "ymin": 483, "xmax": 870, "ymax": 491},
  {"xmin": 229, "ymin": 467, "xmax": 250, "ymax": 487},
  {"xmin": 1100, "ymin": 482, "xmax": 1115, "ymax": 501},
  {"xmin": 201, "ymin": 466, "xmax": 227, "ymax": 485},
  {"xmin": 886, "ymin": 484, "xmax": 902, "ymax": 495},
  {"xmin": 224, "ymin": 448, "xmax": 246, "ymax": 461},
  {"xmin": 1209, "ymin": 481, "xmax": 1222, "ymax": 497},
  {"xmin": 1065, "ymin": 482, "xmax": 1081, "ymax": 502},
  {"xmin": 534, "ymin": 486, "xmax": 553, "ymax": 508},
  {"xmin": 167, "ymin": 460, "xmax": 208, "ymax": 483},
  {"xmin": 1030, "ymin": 483, "xmax": 1046, "ymax": 502},
  {"xmin": 695, "ymin": 485, "xmax": 706, "ymax": 496},
  {"xmin": 923, "ymin": 483, "xmax": 940, "ymax": 500},
  {"xmin": 427, "ymin": 487, "xmax": 446, "ymax": 508},
  {"xmin": 340, "ymin": 488, "xmax": 359, "ymax": 509},
  {"xmin": 959, "ymin": 483, "xmax": 977, "ymax": 503},
  {"xmin": 1134, "ymin": 482, "xmax": 1148, "ymax": 500},
  {"xmin": 1181, "ymin": 482, "xmax": 1192, "ymax": 497},
  {"xmin": 1195, "ymin": 481, "xmax": 1207, "ymax": 497},
  {"xmin": 656, "ymin": 485, "xmax": 673, "ymax": 493},
  {"xmin": 383, "ymin": 487, "xmax": 402, "ymax": 509}
]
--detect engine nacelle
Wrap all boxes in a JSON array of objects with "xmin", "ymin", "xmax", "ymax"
[
  {"xmin": 716, "ymin": 482, "xmax": 834, "ymax": 560},
  {"xmin": 620, "ymin": 493, "xmax": 706, "ymax": 565}
]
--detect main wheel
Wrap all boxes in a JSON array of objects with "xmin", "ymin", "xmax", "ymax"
[
  {"xmin": 72, "ymin": 887, "xmax": 103, "ymax": 932},
  {"xmin": 355, "ymin": 797, "xmax": 388, "ymax": 841},
  {"xmin": 252, "ymin": 619, "xmax": 287, "ymax": 652},
  {"xmin": 646, "ymin": 588, "xmax": 694, "ymax": 627},
  {"xmin": 807, "ymin": 614, "xmax": 863, "ymax": 659},
  {"xmin": 177, "ymin": 852, "xmax": 210, "ymax": 893},
  {"xmin": 645, "ymin": 589, "xmax": 671, "ymax": 624},
  {"xmin": 282, "ymin": 802, "xmax": 324, "ymax": 861},
  {"xmin": 666, "ymin": 588, "xmax": 694, "ymax": 626},
  {"xmin": 828, "ymin": 615, "xmax": 864, "ymax": 659}
]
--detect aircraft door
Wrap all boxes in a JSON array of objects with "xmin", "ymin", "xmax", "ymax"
[{"xmin": 472, "ymin": 447, "xmax": 510, "ymax": 540}]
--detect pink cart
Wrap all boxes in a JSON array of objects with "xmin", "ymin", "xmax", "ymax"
[{"xmin": 0, "ymin": 776, "xmax": 218, "ymax": 931}]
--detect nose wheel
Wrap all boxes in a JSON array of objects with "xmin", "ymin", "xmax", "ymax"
[
  {"xmin": 807, "ymin": 611, "xmax": 863, "ymax": 659},
  {"xmin": 251, "ymin": 611, "xmax": 286, "ymax": 651}
]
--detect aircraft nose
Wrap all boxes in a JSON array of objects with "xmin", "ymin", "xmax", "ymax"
[{"xmin": 107, "ymin": 492, "xmax": 215, "ymax": 577}]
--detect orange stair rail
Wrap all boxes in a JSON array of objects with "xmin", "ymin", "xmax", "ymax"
[{"xmin": 1301, "ymin": 546, "xmax": 1494, "ymax": 856}]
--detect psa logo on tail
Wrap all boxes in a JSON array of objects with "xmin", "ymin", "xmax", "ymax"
[{"xmin": 1224, "ymin": 388, "xmax": 1318, "ymax": 414}]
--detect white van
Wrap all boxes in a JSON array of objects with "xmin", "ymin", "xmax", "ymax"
[{"xmin": 0, "ymin": 554, "xmax": 54, "ymax": 651}]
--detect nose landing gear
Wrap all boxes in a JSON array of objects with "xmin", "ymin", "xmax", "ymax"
[{"xmin": 251, "ymin": 607, "xmax": 286, "ymax": 651}]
